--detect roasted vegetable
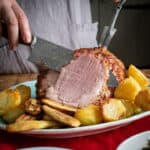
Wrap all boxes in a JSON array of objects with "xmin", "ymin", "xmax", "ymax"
[
  {"xmin": 2, "ymin": 106, "xmax": 24, "ymax": 123},
  {"xmin": 128, "ymin": 64, "xmax": 149, "ymax": 88},
  {"xmin": 15, "ymin": 114, "xmax": 36, "ymax": 122},
  {"xmin": 16, "ymin": 85, "xmax": 31, "ymax": 104},
  {"xmin": 0, "ymin": 89, "xmax": 21, "ymax": 115},
  {"xmin": 74, "ymin": 104, "xmax": 103, "ymax": 126},
  {"xmin": 43, "ymin": 105, "xmax": 80, "ymax": 127},
  {"xmin": 42, "ymin": 98, "xmax": 77, "ymax": 112},
  {"xmin": 114, "ymin": 76, "xmax": 141, "ymax": 101},
  {"xmin": 43, "ymin": 114, "xmax": 55, "ymax": 121},
  {"xmin": 133, "ymin": 104, "xmax": 143, "ymax": 114},
  {"xmin": 7, "ymin": 120, "xmax": 59, "ymax": 132},
  {"xmin": 102, "ymin": 98, "xmax": 126, "ymax": 122},
  {"xmin": 24, "ymin": 98, "xmax": 41, "ymax": 115},
  {"xmin": 135, "ymin": 88, "xmax": 150, "ymax": 111},
  {"xmin": 120, "ymin": 99, "xmax": 135, "ymax": 117}
]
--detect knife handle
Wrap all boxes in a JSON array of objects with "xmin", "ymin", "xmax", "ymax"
[{"xmin": 1, "ymin": 22, "xmax": 31, "ymax": 46}]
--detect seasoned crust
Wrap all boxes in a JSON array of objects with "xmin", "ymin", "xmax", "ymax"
[{"xmin": 74, "ymin": 47, "xmax": 126, "ymax": 82}]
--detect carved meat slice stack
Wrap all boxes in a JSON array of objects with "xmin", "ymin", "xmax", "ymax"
[{"xmin": 37, "ymin": 47, "xmax": 126, "ymax": 108}]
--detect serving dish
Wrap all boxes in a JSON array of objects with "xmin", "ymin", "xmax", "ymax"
[
  {"xmin": 0, "ymin": 80, "xmax": 150, "ymax": 138},
  {"xmin": 117, "ymin": 130, "xmax": 150, "ymax": 150},
  {"xmin": 19, "ymin": 146, "xmax": 70, "ymax": 150}
]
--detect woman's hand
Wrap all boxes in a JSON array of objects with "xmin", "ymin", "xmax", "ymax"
[{"xmin": 0, "ymin": 0, "xmax": 31, "ymax": 50}]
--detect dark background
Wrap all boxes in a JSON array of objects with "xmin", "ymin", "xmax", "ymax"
[{"xmin": 91, "ymin": 0, "xmax": 150, "ymax": 68}]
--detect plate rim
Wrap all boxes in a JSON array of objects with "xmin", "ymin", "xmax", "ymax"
[
  {"xmin": 18, "ymin": 146, "xmax": 70, "ymax": 150},
  {"xmin": 117, "ymin": 130, "xmax": 150, "ymax": 150}
]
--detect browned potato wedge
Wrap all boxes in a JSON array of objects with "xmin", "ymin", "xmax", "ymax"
[
  {"xmin": 43, "ymin": 105, "xmax": 80, "ymax": 127},
  {"xmin": 102, "ymin": 98, "xmax": 126, "ymax": 122},
  {"xmin": 114, "ymin": 76, "xmax": 141, "ymax": 101},
  {"xmin": 42, "ymin": 98, "xmax": 77, "ymax": 112},
  {"xmin": 15, "ymin": 114, "xmax": 36, "ymax": 122},
  {"xmin": 135, "ymin": 88, "xmax": 150, "ymax": 111},
  {"xmin": 43, "ymin": 114, "xmax": 55, "ymax": 121},
  {"xmin": 6, "ymin": 120, "xmax": 60, "ymax": 132},
  {"xmin": 133, "ymin": 104, "xmax": 143, "ymax": 114},
  {"xmin": 16, "ymin": 85, "xmax": 31, "ymax": 104},
  {"xmin": 74, "ymin": 104, "xmax": 103, "ymax": 126},
  {"xmin": 128, "ymin": 64, "xmax": 150, "ymax": 88},
  {"xmin": 120, "ymin": 99, "xmax": 135, "ymax": 117},
  {"xmin": 0, "ymin": 89, "xmax": 21, "ymax": 115},
  {"xmin": 2, "ymin": 106, "xmax": 25, "ymax": 123}
]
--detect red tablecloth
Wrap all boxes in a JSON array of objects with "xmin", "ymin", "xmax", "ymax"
[{"xmin": 0, "ymin": 116, "xmax": 150, "ymax": 150}]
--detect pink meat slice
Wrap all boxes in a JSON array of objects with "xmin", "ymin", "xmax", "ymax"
[{"xmin": 46, "ymin": 53, "xmax": 107, "ymax": 108}]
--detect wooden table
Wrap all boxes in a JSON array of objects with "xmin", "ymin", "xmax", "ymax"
[
  {"xmin": 0, "ymin": 73, "xmax": 37, "ymax": 91},
  {"xmin": 0, "ymin": 69, "xmax": 150, "ymax": 91}
]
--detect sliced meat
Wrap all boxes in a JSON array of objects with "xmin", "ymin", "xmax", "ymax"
[
  {"xmin": 36, "ymin": 69, "xmax": 59, "ymax": 99},
  {"xmin": 45, "ymin": 53, "xmax": 109, "ymax": 108}
]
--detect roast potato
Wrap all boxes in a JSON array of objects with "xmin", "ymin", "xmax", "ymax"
[
  {"xmin": 102, "ymin": 98, "xmax": 126, "ymax": 122},
  {"xmin": 2, "ymin": 106, "xmax": 25, "ymax": 123},
  {"xmin": 16, "ymin": 85, "xmax": 31, "ymax": 104},
  {"xmin": 43, "ymin": 105, "xmax": 80, "ymax": 127},
  {"xmin": 114, "ymin": 76, "xmax": 141, "ymax": 101},
  {"xmin": 74, "ymin": 104, "xmax": 103, "ymax": 125},
  {"xmin": 135, "ymin": 88, "xmax": 150, "ymax": 111},
  {"xmin": 42, "ymin": 98, "xmax": 77, "ymax": 112},
  {"xmin": 0, "ymin": 89, "xmax": 21, "ymax": 115},
  {"xmin": 6, "ymin": 120, "xmax": 60, "ymax": 132},
  {"xmin": 128, "ymin": 64, "xmax": 149, "ymax": 88},
  {"xmin": 24, "ymin": 98, "xmax": 41, "ymax": 116},
  {"xmin": 120, "ymin": 99, "xmax": 135, "ymax": 117}
]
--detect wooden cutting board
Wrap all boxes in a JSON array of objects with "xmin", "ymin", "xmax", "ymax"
[{"xmin": 0, "ymin": 69, "xmax": 150, "ymax": 91}]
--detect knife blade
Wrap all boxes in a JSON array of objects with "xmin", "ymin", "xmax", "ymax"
[{"xmin": 28, "ymin": 36, "xmax": 73, "ymax": 71}]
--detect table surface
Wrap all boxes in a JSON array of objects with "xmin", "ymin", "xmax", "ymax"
[{"xmin": 0, "ymin": 70, "xmax": 150, "ymax": 150}]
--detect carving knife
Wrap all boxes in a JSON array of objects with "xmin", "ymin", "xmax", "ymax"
[
  {"xmin": 1, "ymin": 23, "xmax": 73, "ymax": 71},
  {"xmin": 99, "ymin": 0, "xmax": 126, "ymax": 86}
]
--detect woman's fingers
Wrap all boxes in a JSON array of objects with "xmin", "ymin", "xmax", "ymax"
[
  {"xmin": 12, "ymin": 2, "xmax": 31, "ymax": 44},
  {"xmin": 0, "ymin": 0, "xmax": 31, "ymax": 50},
  {"xmin": 1, "ymin": 6, "xmax": 18, "ymax": 50}
]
